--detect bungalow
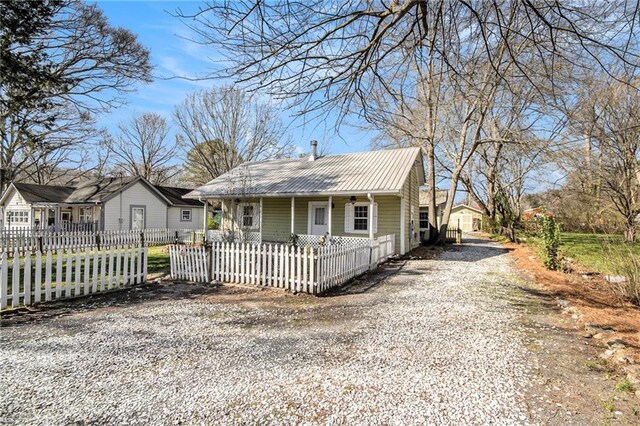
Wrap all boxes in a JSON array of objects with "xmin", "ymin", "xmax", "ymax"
[
  {"xmin": 185, "ymin": 143, "xmax": 425, "ymax": 255},
  {"xmin": 0, "ymin": 176, "xmax": 206, "ymax": 231},
  {"xmin": 449, "ymin": 204, "xmax": 485, "ymax": 232},
  {"xmin": 418, "ymin": 188, "xmax": 448, "ymax": 241}
]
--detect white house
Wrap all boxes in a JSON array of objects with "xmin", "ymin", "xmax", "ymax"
[{"xmin": 0, "ymin": 176, "xmax": 206, "ymax": 231}]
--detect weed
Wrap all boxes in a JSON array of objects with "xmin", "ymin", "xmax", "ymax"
[
  {"xmin": 615, "ymin": 379, "xmax": 635, "ymax": 393},
  {"xmin": 603, "ymin": 397, "xmax": 615, "ymax": 413}
]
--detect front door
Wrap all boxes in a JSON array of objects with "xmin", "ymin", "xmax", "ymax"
[
  {"xmin": 308, "ymin": 203, "xmax": 328, "ymax": 235},
  {"xmin": 131, "ymin": 207, "xmax": 145, "ymax": 230}
]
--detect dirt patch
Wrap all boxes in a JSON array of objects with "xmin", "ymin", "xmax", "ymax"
[{"xmin": 503, "ymin": 241, "xmax": 640, "ymax": 401}]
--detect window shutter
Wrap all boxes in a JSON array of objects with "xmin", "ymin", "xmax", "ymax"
[
  {"xmin": 373, "ymin": 203, "xmax": 378, "ymax": 233},
  {"xmin": 344, "ymin": 204, "xmax": 354, "ymax": 232},
  {"xmin": 236, "ymin": 204, "xmax": 243, "ymax": 226},
  {"xmin": 253, "ymin": 203, "xmax": 260, "ymax": 229}
]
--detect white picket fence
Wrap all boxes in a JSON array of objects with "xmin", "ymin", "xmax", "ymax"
[
  {"xmin": 0, "ymin": 228, "xmax": 203, "ymax": 256},
  {"xmin": 169, "ymin": 234, "xmax": 396, "ymax": 294},
  {"xmin": 0, "ymin": 245, "xmax": 147, "ymax": 309}
]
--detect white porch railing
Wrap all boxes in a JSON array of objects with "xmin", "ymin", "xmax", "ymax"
[
  {"xmin": 170, "ymin": 234, "xmax": 397, "ymax": 294},
  {"xmin": 0, "ymin": 245, "xmax": 147, "ymax": 310}
]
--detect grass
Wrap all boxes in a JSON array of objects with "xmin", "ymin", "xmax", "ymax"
[
  {"xmin": 147, "ymin": 246, "xmax": 170, "ymax": 275},
  {"xmin": 559, "ymin": 232, "xmax": 639, "ymax": 275},
  {"xmin": 615, "ymin": 379, "xmax": 635, "ymax": 393}
]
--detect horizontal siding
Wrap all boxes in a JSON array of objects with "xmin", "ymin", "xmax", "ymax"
[
  {"xmin": 262, "ymin": 197, "xmax": 292, "ymax": 242},
  {"xmin": 167, "ymin": 206, "xmax": 204, "ymax": 230},
  {"xmin": 103, "ymin": 181, "xmax": 167, "ymax": 231}
]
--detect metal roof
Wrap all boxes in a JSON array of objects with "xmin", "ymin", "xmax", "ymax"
[
  {"xmin": 419, "ymin": 188, "xmax": 448, "ymax": 207},
  {"xmin": 185, "ymin": 147, "xmax": 424, "ymax": 199}
]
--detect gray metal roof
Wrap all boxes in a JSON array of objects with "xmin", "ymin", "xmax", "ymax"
[
  {"xmin": 419, "ymin": 188, "xmax": 448, "ymax": 207},
  {"xmin": 185, "ymin": 147, "xmax": 424, "ymax": 199}
]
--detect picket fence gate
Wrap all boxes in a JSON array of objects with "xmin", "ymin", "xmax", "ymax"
[
  {"xmin": 0, "ymin": 245, "xmax": 147, "ymax": 310},
  {"xmin": 168, "ymin": 234, "xmax": 396, "ymax": 294}
]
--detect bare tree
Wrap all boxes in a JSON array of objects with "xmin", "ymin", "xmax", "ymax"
[
  {"xmin": 592, "ymin": 79, "xmax": 640, "ymax": 242},
  {"xmin": 176, "ymin": 1, "xmax": 638, "ymax": 243},
  {"xmin": 104, "ymin": 113, "xmax": 180, "ymax": 185},
  {"xmin": 0, "ymin": 0, "xmax": 152, "ymax": 191},
  {"xmin": 174, "ymin": 86, "xmax": 292, "ymax": 185}
]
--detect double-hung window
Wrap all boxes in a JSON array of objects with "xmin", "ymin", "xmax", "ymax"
[
  {"xmin": 345, "ymin": 202, "xmax": 378, "ymax": 234},
  {"xmin": 236, "ymin": 202, "xmax": 259, "ymax": 230}
]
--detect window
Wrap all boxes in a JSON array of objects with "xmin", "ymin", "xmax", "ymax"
[
  {"xmin": 79, "ymin": 207, "xmax": 92, "ymax": 222},
  {"xmin": 181, "ymin": 209, "xmax": 192, "ymax": 222},
  {"xmin": 314, "ymin": 207, "xmax": 326, "ymax": 225},
  {"xmin": 7, "ymin": 210, "xmax": 29, "ymax": 223},
  {"xmin": 354, "ymin": 205, "xmax": 368, "ymax": 231},
  {"xmin": 242, "ymin": 205, "xmax": 254, "ymax": 227},
  {"xmin": 345, "ymin": 202, "xmax": 377, "ymax": 234},
  {"xmin": 419, "ymin": 211, "xmax": 429, "ymax": 229},
  {"xmin": 236, "ymin": 203, "xmax": 259, "ymax": 229}
]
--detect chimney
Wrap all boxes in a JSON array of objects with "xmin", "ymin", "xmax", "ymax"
[{"xmin": 308, "ymin": 140, "xmax": 318, "ymax": 162}]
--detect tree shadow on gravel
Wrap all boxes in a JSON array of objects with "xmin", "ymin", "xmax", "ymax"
[
  {"xmin": 442, "ymin": 238, "xmax": 513, "ymax": 262},
  {"xmin": 0, "ymin": 282, "xmax": 227, "ymax": 327}
]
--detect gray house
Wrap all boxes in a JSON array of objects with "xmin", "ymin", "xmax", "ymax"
[{"xmin": 0, "ymin": 176, "xmax": 205, "ymax": 231}]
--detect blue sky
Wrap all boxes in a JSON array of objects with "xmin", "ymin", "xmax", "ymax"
[{"xmin": 96, "ymin": 1, "xmax": 376, "ymax": 157}]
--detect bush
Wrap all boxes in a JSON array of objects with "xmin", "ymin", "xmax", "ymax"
[
  {"xmin": 207, "ymin": 216, "xmax": 220, "ymax": 230},
  {"xmin": 540, "ymin": 215, "xmax": 561, "ymax": 270}
]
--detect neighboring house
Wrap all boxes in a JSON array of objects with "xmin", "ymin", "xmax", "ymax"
[
  {"xmin": 0, "ymin": 176, "xmax": 205, "ymax": 231},
  {"xmin": 185, "ymin": 144, "xmax": 425, "ymax": 255},
  {"xmin": 418, "ymin": 188, "xmax": 448, "ymax": 241},
  {"xmin": 449, "ymin": 204, "xmax": 485, "ymax": 232}
]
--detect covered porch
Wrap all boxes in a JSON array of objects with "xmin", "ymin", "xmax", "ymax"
[
  {"xmin": 204, "ymin": 193, "xmax": 409, "ymax": 254},
  {"xmin": 30, "ymin": 203, "xmax": 101, "ymax": 232}
]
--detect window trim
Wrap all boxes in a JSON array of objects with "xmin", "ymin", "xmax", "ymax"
[
  {"xmin": 236, "ymin": 202, "xmax": 260, "ymax": 230},
  {"xmin": 180, "ymin": 208, "xmax": 192, "ymax": 222},
  {"xmin": 130, "ymin": 205, "xmax": 146, "ymax": 230},
  {"xmin": 7, "ymin": 210, "xmax": 29, "ymax": 224},
  {"xmin": 345, "ymin": 202, "xmax": 377, "ymax": 235},
  {"xmin": 419, "ymin": 210, "xmax": 429, "ymax": 229}
]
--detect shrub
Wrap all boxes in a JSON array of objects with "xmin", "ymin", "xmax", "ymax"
[{"xmin": 540, "ymin": 215, "xmax": 561, "ymax": 270}]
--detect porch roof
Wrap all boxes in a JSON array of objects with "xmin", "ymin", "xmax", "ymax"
[{"xmin": 185, "ymin": 147, "xmax": 424, "ymax": 199}]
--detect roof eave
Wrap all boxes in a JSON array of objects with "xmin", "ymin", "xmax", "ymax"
[{"xmin": 184, "ymin": 189, "xmax": 403, "ymax": 199}]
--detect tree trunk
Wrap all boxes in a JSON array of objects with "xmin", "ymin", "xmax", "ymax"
[
  {"xmin": 624, "ymin": 217, "xmax": 637, "ymax": 243},
  {"xmin": 426, "ymin": 142, "xmax": 438, "ymax": 243}
]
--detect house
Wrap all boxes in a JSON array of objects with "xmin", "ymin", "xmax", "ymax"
[
  {"xmin": 0, "ymin": 176, "xmax": 206, "ymax": 231},
  {"xmin": 418, "ymin": 188, "xmax": 448, "ymax": 241},
  {"xmin": 185, "ymin": 143, "xmax": 425, "ymax": 255},
  {"xmin": 448, "ymin": 204, "xmax": 485, "ymax": 232}
]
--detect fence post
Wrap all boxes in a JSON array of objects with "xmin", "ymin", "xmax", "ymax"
[
  {"xmin": 95, "ymin": 233, "xmax": 101, "ymax": 251},
  {"xmin": 37, "ymin": 235, "xmax": 43, "ymax": 252},
  {"xmin": 174, "ymin": 230, "xmax": 179, "ymax": 245},
  {"xmin": 206, "ymin": 242, "xmax": 213, "ymax": 283},
  {"xmin": 457, "ymin": 229, "xmax": 462, "ymax": 244},
  {"xmin": 139, "ymin": 231, "xmax": 145, "ymax": 247}
]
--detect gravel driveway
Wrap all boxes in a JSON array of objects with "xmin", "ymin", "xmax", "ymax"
[{"xmin": 1, "ymin": 238, "xmax": 536, "ymax": 425}]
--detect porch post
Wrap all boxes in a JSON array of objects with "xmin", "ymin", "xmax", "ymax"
[
  {"xmin": 290, "ymin": 197, "xmax": 295, "ymax": 234},
  {"xmin": 30, "ymin": 206, "xmax": 34, "ymax": 229},
  {"xmin": 55, "ymin": 206, "xmax": 61, "ymax": 232},
  {"xmin": 368, "ymin": 193, "xmax": 374, "ymax": 243},
  {"xmin": 327, "ymin": 196, "xmax": 332, "ymax": 236},
  {"xmin": 259, "ymin": 197, "xmax": 263, "ymax": 242},
  {"xmin": 400, "ymin": 196, "xmax": 406, "ymax": 255},
  {"xmin": 202, "ymin": 199, "xmax": 208, "ymax": 233}
]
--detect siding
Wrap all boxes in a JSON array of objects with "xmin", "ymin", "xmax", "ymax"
[
  {"xmin": 449, "ymin": 206, "xmax": 484, "ymax": 232},
  {"xmin": 3, "ymin": 190, "xmax": 31, "ymax": 229},
  {"xmin": 102, "ymin": 181, "xmax": 168, "ymax": 230},
  {"xmin": 167, "ymin": 206, "xmax": 205, "ymax": 230},
  {"xmin": 259, "ymin": 195, "xmax": 404, "ymax": 253}
]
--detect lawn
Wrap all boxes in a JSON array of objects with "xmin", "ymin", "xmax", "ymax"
[
  {"xmin": 560, "ymin": 232, "xmax": 640, "ymax": 275},
  {"xmin": 147, "ymin": 245, "xmax": 170, "ymax": 276}
]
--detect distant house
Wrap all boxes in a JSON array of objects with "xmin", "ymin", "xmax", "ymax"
[
  {"xmin": 449, "ymin": 204, "xmax": 485, "ymax": 232},
  {"xmin": 0, "ymin": 176, "xmax": 206, "ymax": 231},
  {"xmin": 418, "ymin": 188, "xmax": 448, "ymax": 241},
  {"xmin": 185, "ymin": 144, "xmax": 425, "ymax": 255}
]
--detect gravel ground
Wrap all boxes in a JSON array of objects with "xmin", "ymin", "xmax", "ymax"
[{"xmin": 1, "ymin": 238, "xmax": 537, "ymax": 425}]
